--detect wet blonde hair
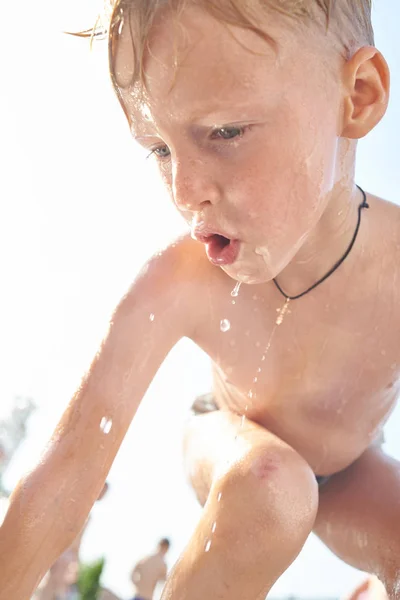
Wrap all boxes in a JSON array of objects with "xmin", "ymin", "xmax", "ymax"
[{"xmin": 79, "ymin": 0, "xmax": 374, "ymax": 89}]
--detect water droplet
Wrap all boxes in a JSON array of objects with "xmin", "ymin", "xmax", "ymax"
[
  {"xmin": 253, "ymin": 377, "xmax": 258, "ymax": 383},
  {"xmin": 248, "ymin": 390, "xmax": 253, "ymax": 399},
  {"xmin": 217, "ymin": 492, "xmax": 222, "ymax": 502},
  {"xmin": 276, "ymin": 298, "xmax": 291, "ymax": 326},
  {"xmin": 220, "ymin": 319, "xmax": 231, "ymax": 333},
  {"xmin": 240, "ymin": 415, "xmax": 246, "ymax": 428},
  {"xmin": 100, "ymin": 417, "xmax": 113, "ymax": 435},
  {"xmin": 257, "ymin": 367, "xmax": 262, "ymax": 373},
  {"xmin": 205, "ymin": 540, "xmax": 212, "ymax": 552},
  {"xmin": 255, "ymin": 341, "xmax": 261, "ymax": 348},
  {"xmin": 252, "ymin": 294, "xmax": 258, "ymax": 301},
  {"xmin": 149, "ymin": 313, "xmax": 155, "ymax": 322},
  {"xmin": 212, "ymin": 522, "xmax": 217, "ymax": 533},
  {"xmin": 261, "ymin": 355, "xmax": 266, "ymax": 362},
  {"xmin": 231, "ymin": 300, "xmax": 236, "ymax": 305},
  {"xmin": 231, "ymin": 282, "xmax": 242, "ymax": 297}
]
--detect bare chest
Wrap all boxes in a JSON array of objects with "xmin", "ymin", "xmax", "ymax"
[{"xmin": 193, "ymin": 286, "xmax": 400, "ymax": 471}]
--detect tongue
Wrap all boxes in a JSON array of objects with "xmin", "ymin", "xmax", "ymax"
[{"xmin": 205, "ymin": 235, "xmax": 240, "ymax": 266}]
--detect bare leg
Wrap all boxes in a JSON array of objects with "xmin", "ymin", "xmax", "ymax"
[
  {"xmin": 161, "ymin": 411, "xmax": 318, "ymax": 600},
  {"xmin": 314, "ymin": 446, "xmax": 400, "ymax": 598}
]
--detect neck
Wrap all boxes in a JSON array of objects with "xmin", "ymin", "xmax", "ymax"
[{"xmin": 274, "ymin": 183, "xmax": 367, "ymax": 299}]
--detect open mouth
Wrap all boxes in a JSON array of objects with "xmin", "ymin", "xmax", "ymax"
[
  {"xmin": 211, "ymin": 234, "xmax": 231, "ymax": 251},
  {"xmin": 202, "ymin": 234, "xmax": 240, "ymax": 266}
]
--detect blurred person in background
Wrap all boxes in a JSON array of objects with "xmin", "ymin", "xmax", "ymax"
[
  {"xmin": 130, "ymin": 538, "xmax": 170, "ymax": 600},
  {"xmin": 98, "ymin": 588, "xmax": 121, "ymax": 600}
]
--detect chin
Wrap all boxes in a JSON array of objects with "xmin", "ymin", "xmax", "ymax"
[{"xmin": 221, "ymin": 263, "xmax": 274, "ymax": 286}]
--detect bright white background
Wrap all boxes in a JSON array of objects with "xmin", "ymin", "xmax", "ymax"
[{"xmin": 0, "ymin": 1, "xmax": 399, "ymax": 598}]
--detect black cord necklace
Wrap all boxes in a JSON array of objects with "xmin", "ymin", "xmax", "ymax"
[{"xmin": 273, "ymin": 185, "xmax": 369, "ymax": 301}]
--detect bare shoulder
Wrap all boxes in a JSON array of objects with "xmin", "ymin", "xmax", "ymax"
[
  {"xmin": 370, "ymin": 192, "xmax": 400, "ymax": 227},
  {"xmin": 125, "ymin": 233, "xmax": 212, "ymax": 337},
  {"xmin": 369, "ymin": 193, "xmax": 400, "ymax": 262},
  {"xmin": 367, "ymin": 193, "xmax": 400, "ymax": 319},
  {"xmin": 134, "ymin": 233, "xmax": 206, "ymax": 284}
]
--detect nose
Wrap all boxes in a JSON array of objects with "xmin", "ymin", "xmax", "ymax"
[{"xmin": 172, "ymin": 155, "xmax": 222, "ymax": 213}]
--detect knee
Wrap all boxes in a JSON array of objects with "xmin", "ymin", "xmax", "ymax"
[{"xmin": 212, "ymin": 442, "xmax": 318, "ymax": 552}]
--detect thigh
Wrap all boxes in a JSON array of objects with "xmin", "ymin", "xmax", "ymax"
[{"xmin": 314, "ymin": 446, "xmax": 400, "ymax": 592}]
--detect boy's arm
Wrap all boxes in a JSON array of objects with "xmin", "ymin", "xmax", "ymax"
[
  {"xmin": 0, "ymin": 238, "xmax": 196, "ymax": 600},
  {"xmin": 130, "ymin": 560, "xmax": 143, "ymax": 584}
]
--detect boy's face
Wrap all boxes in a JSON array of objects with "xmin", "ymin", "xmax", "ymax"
[{"xmin": 116, "ymin": 6, "xmax": 346, "ymax": 284}]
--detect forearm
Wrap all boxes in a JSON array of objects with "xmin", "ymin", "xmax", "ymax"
[
  {"xmin": 0, "ymin": 383, "xmax": 133, "ymax": 599},
  {"xmin": 0, "ymin": 480, "xmax": 66, "ymax": 600}
]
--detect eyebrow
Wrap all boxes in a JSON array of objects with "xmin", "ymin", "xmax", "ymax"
[
  {"xmin": 130, "ymin": 122, "xmax": 160, "ymax": 140},
  {"xmin": 180, "ymin": 100, "xmax": 259, "ymax": 124},
  {"xmin": 133, "ymin": 132, "xmax": 159, "ymax": 140},
  {"xmin": 131, "ymin": 101, "xmax": 267, "ymax": 138}
]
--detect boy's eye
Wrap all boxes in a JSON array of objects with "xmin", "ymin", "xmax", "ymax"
[
  {"xmin": 211, "ymin": 126, "xmax": 244, "ymax": 140},
  {"xmin": 147, "ymin": 145, "xmax": 171, "ymax": 159},
  {"xmin": 145, "ymin": 124, "xmax": 249, "ymax": 162}
]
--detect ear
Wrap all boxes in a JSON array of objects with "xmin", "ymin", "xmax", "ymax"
[{"xmin": 341, "ymin": 46, "xmax": 390, "ymax": 139}]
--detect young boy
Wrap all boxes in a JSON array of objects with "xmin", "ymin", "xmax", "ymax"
[{"xmin": 1, "ymin": 0, "xmax": 399, "ymax": 598}]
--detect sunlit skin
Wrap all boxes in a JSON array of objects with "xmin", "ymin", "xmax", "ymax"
[
  {"xmin": 34, "ymin": 483, "xmax": 108, "ymax": 600},
  {"xmin": 116, "ymin": 7, "xmax": 399, "ymax": 486},
  {"xmin": 1, "ymin": 5, "xmax": 399, "ymax": 600},
  {"xmin": 122, "ymin": 8, "xmax": 350, "ymax": 287}
]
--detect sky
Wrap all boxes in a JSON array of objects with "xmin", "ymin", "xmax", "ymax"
[{"xmin": 0, "ymin": 1, "xmax": 399, "ymax": 598}]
